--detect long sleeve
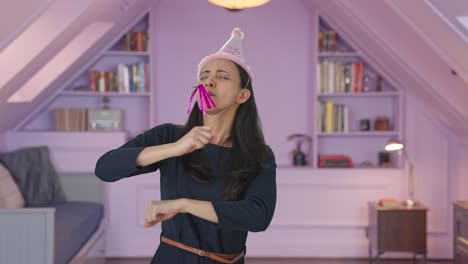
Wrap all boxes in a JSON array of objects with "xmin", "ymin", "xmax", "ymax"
[
  {"xmin": 211, "ymin": 146, "xmax": 277, "ymax": 232},
  {"xmin": 94, "ymin": 123, "xmax": 177, "ymax": 182}
]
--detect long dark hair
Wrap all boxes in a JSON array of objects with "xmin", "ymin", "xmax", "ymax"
[{"xmin": 180, "ymin": 63, "xmax": 266, "ymax": 200}]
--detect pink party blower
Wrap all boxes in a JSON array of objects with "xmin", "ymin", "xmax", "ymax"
[{"xmin": 186, "ymin": 84, "xmax": 216, "ymax": 115}]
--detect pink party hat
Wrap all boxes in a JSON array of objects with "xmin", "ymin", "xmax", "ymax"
[{"xmin": 197, "ymin": 28, "xmax": 254, "ymax": 87}]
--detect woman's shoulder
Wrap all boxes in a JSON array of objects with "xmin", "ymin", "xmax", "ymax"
[
  {"xmin": 262, "ymin": 144, "xmax": 276, "ymax": 168},
  {"xmin": 147, "ymin": 123, "xmax": 182, "ymax": 133},
  {"xmin": 143, "ymin": 123, "xmax": 183, "ymax": 144}
]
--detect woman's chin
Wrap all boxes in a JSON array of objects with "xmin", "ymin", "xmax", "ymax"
[{"xmin": 204, "ymin": 108, "xmax": 220, "ymax": 115}]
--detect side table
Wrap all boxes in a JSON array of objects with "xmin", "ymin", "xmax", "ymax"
[{"xmin": 367, "ymin": 202, "xmax": 428, "ymax": 264}]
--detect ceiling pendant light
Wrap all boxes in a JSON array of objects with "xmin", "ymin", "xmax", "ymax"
[{"xmin": 208, "ymin": 0, "xmax": 271, "ymax": 11}]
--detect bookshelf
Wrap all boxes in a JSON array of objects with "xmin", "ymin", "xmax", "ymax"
[
  {"xmin": 313, "ymin": 17, "xmax": 402, "ymax": 169},
  {"xmin": 20, "ymin": 12, "xmax": 152, "ymax": 140}
]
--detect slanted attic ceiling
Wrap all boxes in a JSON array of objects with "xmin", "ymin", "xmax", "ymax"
[{"xmin": 0, "ymin": 0, "xmax": 467, "ymax": 135}]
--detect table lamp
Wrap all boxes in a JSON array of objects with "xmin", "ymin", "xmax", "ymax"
[{"xmin": 384, "ymin": 139, "xmax": 415, "ymax": 207}]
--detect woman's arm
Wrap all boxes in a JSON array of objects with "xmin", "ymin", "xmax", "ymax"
[
  {"xmin": 210, "ymin": 152, "xmax": 277, "ymax": 232},
  {"xmin": 135, "ymin": 143, "xmax": 179, "ymax": 167},
  {"xmin": 95, "ymin": 124, "xmax": 175, "ymax": 182},
  {"xmin": 181, "ymin": 199, "xmax": 218, "ymax": 223},
  {"xmin": 144, "ymin": 147, "xmax": 277, "ymax": 232},
  {"xmin": 143, "ymin": 198, "xmax": 218, "ymax": 228},
  {"xmin": 96, "ymin": 124, "xmax": 213, "ymax": 182}
]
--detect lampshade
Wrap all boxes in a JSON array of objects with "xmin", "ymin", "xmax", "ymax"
[
  {"xmin": 385, "ymin": 139, "xmax": 404, "ymax": 151},
  {"xmin": 208, "ymin": 0, "xmax": 271, "ymax": 10}
]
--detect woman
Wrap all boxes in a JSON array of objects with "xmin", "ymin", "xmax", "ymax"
[{"xmin": 95, "ymin": 28, "xmax": 276, "ymax": 264}]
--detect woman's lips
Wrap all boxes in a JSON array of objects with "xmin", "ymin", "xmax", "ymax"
[{"xmin": 208, "ymin": 92, "xmax": 215, "ymax": 97}]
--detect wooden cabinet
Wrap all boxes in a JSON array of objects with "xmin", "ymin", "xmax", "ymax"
[
  {"xmin": 454, "ymin": 201, "xmax": 468, "ymax": 264},
  {"xmin": 367, "ymin": 202, "xmax": 427, "ymax": 263}
]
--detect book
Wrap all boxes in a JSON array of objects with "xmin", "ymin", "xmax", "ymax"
[{"xmin": 378, "ymin": 198, "xmax": 400, "ymax": 208}]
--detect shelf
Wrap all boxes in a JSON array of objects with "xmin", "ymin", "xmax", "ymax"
[
  {"xmin": 317, "ymin": 92, "xmax": 399, "ymax": 97},
  {"xmin": 315, "ymin": 167, "xmax": 399, "ymax": 170},
  {"xmin": 318, "ymin": 52, "xmax": 360, "ymax": 57},
  {"xmin": 6, "ymin": 131, "xmax": 127, "ymax": 173},
  {"xmin": 317, "ymin": 131, "xmax": 398, "ymax": 137},
  {"xmin": 61, "ymin": 91, "xmax": 150, "ymax": 97},
  {"xmin": 275, "ymin": 166, "xmax": 401, "ymax": 185},
  {"xmin": 277, "ymin": 165, "xmax": 315, "ymax": 170},
  {"xmin": 277, "ymin": 165, "xmax": 399, "ymax": 171},
  {"xmin": 103, "ymin": 51, "xmax": 149, "ymax": 56}
]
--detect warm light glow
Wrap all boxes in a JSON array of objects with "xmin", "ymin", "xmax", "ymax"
[
  {"xmin": 385, "ymin": 139, "xmax": 404, "ymax": 152},
  {"xmin": 208, "ymin": 0, "xmax": 271, "ymax": 10}
]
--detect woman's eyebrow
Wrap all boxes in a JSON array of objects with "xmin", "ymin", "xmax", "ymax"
[
  {"xmin": 200, "ymin": 70, "xmax": 210, "ymax": 76},
  {"xmin": 200, "ymin": 69, "xmax": 231, "ymax": 77},
  {"xmin": 216, "ymin": 70, "xmax": 231, "ymax": 76}
]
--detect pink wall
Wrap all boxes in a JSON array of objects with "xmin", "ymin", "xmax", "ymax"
[
  {"xmin": 1, "ymin": 0, "xmax": 466, "ymax": 257},
  {"xmin": 152, "ymin": 0, "xmax": 313, "ymax": 166}
]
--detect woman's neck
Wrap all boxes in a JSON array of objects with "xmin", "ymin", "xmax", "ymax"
[{"xmin": 203, "ymin": 112, "xmax": 235, "ymax": 146}]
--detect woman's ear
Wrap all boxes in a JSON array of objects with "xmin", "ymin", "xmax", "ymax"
[{"xmin": 236, "ymin": 89, "xmax": 251, "ymax": 104}]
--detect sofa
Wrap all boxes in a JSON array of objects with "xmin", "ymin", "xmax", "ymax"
[{"xmin": 0, "ymin": 146, "xmax": 105, "ymax": 264}]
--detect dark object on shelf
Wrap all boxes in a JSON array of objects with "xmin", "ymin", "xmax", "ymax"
[
  {"xmin": 378, "ymin": 152, "xmax": 391, "ymax": 167},
  {"xmin": 374, "ymin": 116, "xmax": 390, "ymax": 131},
  {"xmin": 359, "ymin": 119, "xmax": 370, "ymax": 131},
  {"xmin": 72, "ymin": 85, "xmax": 88, "ymax": 91},
  {"xmin": 453, "ymin": 201, "xmax": 468, "ymax": 264},
  {"xmin": 318, "ymin": 155, "xmax": 352, "ymax": 168},
  {"xmin": 287, "ymin": 134, "xmax": 312, "ymax": 166},
  {"xmin": 359, "ymin": 161, "xmax": 374, "ymax": 168},
  {"xmin": 376, "ymin": 75, "xmax": 383, "ymax": 92},
  {"xmin": 367, "ymin": 202, "xmax": 428, "ymax": 263}
]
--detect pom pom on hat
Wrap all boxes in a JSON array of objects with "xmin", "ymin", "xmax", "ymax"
[
  {"xmin": 197, "ymin": 28, "xmax": 254, "ymax": 87},
  {"xmin": 231, "ymin": 28, "xmax": 244, "ymax": 39}
]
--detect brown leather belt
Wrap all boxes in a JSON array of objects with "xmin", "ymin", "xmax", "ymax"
[{"xmin": 161, "ymin": 236, "xmax": 244, "ymax": 263}]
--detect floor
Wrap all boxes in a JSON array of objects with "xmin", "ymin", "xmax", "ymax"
[{"xmin": 106, "ymin": 258, "xmax": 453, "ymax": 264}]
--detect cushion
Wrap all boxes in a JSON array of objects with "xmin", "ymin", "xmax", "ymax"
[
  {"xmin": 0, "ymin": 146, "xmax": 67, "ymax": 207},
  {"xmin": 53, "ymin": 201, "xmax": 104, "ymax": 264},
  {"xmin": 0, "ymin": 162, "xmax": 25, "ymax": 209}
]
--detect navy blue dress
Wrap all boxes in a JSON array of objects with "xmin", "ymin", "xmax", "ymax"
[{"xmin": 95, "ymin": 123, "xmax": 277, "ymax": 264}]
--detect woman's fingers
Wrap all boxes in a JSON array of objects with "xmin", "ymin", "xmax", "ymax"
[
  {"xmin": 144, "ymin": 202, "xmax": 152, "ymax": 222},
  {"xmin": 194, "ymin": 137, "xmax": 208, "ymax": 149},
  {"xmin": 144, "ymin": 201, "xmax": 166, "ymax": 228},
  {"xmin": 144, "ymin": 221, "xmax": 157, "ymax": 228},
  {"xmin": 143, "ymin": 200, "xmax": 180, "ymax": 228},
  {"xmin": 196, "ymin": 128, "xmax": 212, "ymax": 141}
]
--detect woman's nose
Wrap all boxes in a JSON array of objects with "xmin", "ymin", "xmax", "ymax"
[{"xmin": 205, "ymin": 79, "xmax": 215, "ymax": 88}]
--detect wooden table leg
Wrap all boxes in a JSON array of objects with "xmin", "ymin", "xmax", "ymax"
[{"xmin": 376, "ymin": 251, "xmax": 383, "ymax": 264}]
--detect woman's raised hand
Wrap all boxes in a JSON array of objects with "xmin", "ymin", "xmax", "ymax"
[
  {"xmin": 143, "ymin": 200, "xmax": 182, "ymax": 228},
  {"xmin": 172, "ymin": 126, "xmax": 212, "ymax": 156}
]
